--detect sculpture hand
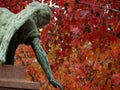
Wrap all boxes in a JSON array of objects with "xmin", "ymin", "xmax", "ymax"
[
  {"xmin": 31, "ymin": 38, "xmax": 63, "ymax": 90},
  {"xmin": 49, "ymin": 78, "xmax": 63, "ymax": 90}
]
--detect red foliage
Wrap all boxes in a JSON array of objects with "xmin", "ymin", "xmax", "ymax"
[{"xmin": 0, "ymin": 0, "xmax": 120, "ymax": 90}]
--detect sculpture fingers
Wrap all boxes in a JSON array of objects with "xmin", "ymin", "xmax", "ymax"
[
  {"xmin": 49, "ymin": 79, "xmax": 63, "ymax": 90},
  {"xmin": 58, "ymin": 84, "xmax": 63, "ymax": 90}
]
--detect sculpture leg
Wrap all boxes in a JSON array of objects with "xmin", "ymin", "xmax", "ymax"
[
  {"xmin": 6, "ymin": 34, "xmax": 18, "ymax": 64},
  {"xmin": 30, "ymin": 37, "xmax": 63, "ymax": 90}
]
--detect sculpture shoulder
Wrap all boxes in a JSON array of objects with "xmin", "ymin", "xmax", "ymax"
[
  {"xmin": 23, "ymin": 18, "xmax": 37, "ymax": 30},
  {"xmin": 0, "ymin": 8, "xmax": 14, "ymax": 18},
  {"xmin": 0, "ymin": 8, "xmax": 14, "ymax": 26}
]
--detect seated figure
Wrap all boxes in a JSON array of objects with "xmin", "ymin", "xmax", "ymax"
[{"xmin": 0, "ymin": 1, "xmax": 63, "ymax": 90}]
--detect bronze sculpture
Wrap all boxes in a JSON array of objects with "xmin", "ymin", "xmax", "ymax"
[{"xmin": 0, "ymin": 1, "xmax": 63, "ymax": 90}]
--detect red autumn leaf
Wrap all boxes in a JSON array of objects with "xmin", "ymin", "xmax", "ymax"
[
  {"xmin": 82, "ymin": 86, "xmax": 90, "ymax": 90},
  {"xmin": 60, "ymin": 0, "xmax": 64, "ymax": 5},
  {"xmin": 70, "ymin": 27, "xmax": 80, "ymax": 34},
  {"xmin": 112, "ymin": 74, "xmax": 120, "ymax": 86},
  {"xmin": 1, "ymin": 0, "xmax": 120, "ymax": 90},
  {"xmin": 70, "ymin": 39, "xmax": 80, "ymax": 47}
]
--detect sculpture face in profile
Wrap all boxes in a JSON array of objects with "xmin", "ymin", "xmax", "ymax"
[{"xmin": 0, "ymin": 1, "xmax": 63, "ymax": 90}]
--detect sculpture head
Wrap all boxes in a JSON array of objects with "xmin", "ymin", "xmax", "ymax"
[{"xmin": 33, "ymin": 4, "xmax": 52, "ymax": 28}]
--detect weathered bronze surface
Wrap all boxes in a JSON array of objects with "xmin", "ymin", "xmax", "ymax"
[{"xmin": 0, "ymin": 1, "xmax": 63, "ymax": 90}]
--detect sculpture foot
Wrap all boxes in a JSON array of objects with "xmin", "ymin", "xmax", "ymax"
[{"xmin": 0, "ymin": 58, "xmax": 5, "ymax": 64}]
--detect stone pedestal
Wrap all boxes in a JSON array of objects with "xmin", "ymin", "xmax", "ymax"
[{"xmin": 0, "ymin": 65, "xmax": 40, "ymax": 90}]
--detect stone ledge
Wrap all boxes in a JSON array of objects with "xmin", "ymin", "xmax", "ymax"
[
  {"xmin": 0, "ymin": 65, "xmax": 40, "ymax": 90},
  {"xmin": 0, "ymin": 78, "xmax": 40, "ymax": 90},
  {"xmin": 0, "ymin": 65, "xmax": 25, "ymax": 79}
]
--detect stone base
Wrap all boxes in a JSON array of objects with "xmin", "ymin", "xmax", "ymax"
[{"xmin": 0, "ymin": 65, "xmax": 40, "ymax": 90}]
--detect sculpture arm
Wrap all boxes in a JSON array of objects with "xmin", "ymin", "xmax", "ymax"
[
  {"xmin": 31, "ymin": 37, "xmax": 53, "ymax": 79},
  {"xmin": 30, "ymin": 37, "xmax": 63, "ymax": 90}
]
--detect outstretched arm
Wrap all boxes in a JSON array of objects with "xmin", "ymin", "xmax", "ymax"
[{"xmin": 30, "ymin": 37, "xmax": 63, "ymax": 90}]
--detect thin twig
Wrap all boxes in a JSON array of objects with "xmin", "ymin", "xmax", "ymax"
[{"xmin": 78, "ymin": 2, "xmax": 120, "ymax": 13}]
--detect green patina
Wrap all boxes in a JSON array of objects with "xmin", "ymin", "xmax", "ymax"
[{"xmin": 0, "ymin": 1, "xmax": 63, "ymax": 90}]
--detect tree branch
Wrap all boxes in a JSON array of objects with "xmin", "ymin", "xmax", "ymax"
[{"xmin": 78, "ymin": 2, "xmax": 120, "ymax": 13}]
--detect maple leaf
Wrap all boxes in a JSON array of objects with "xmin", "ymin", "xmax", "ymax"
[
  {"xmin": 60, "ymin": 0, "xmax": 65, "ymax": 5},
  {"xmin": 70, "ymin": 39, "xmax": 80, "ymax": 47},
  {"xmin": 112, "ymin": 74, "xmax": 120, "ymax": 86},
  {"xmin": 1, "ymin": 0, "xmax": 120, "ymax": 89},
  {"xmin": 70, "ymin": 27, "xmax": 80, "ymax": 34}
]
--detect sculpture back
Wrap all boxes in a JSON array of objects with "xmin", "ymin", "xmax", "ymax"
[{"xmin": 0, "ymin": 8, "xmax": 14, "ymax": 43}]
